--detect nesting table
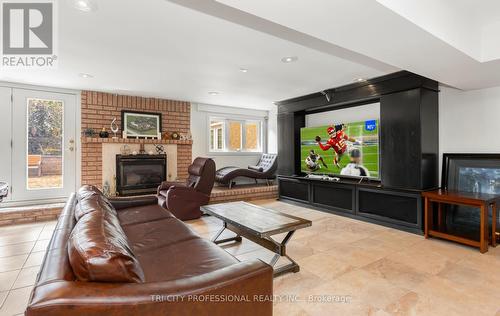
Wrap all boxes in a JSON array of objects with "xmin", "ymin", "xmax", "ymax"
[{"xmin": 201, "ymin": 201, "xmax": 312, "ymax": 276}]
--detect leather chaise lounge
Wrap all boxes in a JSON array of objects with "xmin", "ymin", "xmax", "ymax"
[
  {"xmin": 215, "ymin": 154, "xmax": 277, "ymax": 188},
  {"xmin": 25, "ymin": 185, "xmax": 273, "ymax": 316}
]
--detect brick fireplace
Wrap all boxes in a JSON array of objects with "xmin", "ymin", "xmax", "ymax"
[{"xmin": 81, "ymin": 91, "xmax": 192, "ymax": 192}]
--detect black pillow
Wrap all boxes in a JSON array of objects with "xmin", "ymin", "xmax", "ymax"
[{"xmin": 248, "ymin": 165, "xmax": 264, "ymax": 172}]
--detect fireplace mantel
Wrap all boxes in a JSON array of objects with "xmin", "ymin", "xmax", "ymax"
[{"xmin": 82, "ymin": 137, "xmax": 192, "ymax": 145}]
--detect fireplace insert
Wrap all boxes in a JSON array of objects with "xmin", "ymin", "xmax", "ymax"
[{"xmin": 116, "ymin": 154, "xmax": 166, "ymax": 196}]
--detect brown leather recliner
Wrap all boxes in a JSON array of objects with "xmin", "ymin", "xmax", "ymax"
[{"xmin": 158, "ymin": 157, "xmax": 215, "ymax": 220}]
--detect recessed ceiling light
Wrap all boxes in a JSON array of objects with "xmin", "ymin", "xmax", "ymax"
[
  {"xmin": 239, "ymin": 68, "xmax": 248, "ymax": 73},
  {"xmin": 281, "ymin": 56, "xmax": 298, "ymax": 63},
  {"xmin": 79, "ymin": 73, "xmax": 94, "ymax": 78},
  {"xmin": 355, "ymin": 78, "xmax": 366, "ymax": 82},
  {"xmin": 73, "ymin": 0, "xmax": 98, "ymax": 12},
  {"xmin": 208, "ymin": 91, "xmax": 219, "ymax": 96}
]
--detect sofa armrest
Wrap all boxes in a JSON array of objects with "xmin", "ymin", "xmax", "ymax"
[
  {"xmin": 26, "ymin": 259, "xmax": 273, "ymax": 316},
  {"xmin": 108, "ymin": 195, "xmax": 158, "ymax": 210}
]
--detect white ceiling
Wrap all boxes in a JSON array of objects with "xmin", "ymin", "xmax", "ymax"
[
  {"xmin": 212, "ymin": 0, "xmax": 500, "ymax": 90},
  {"xmin": 0, "ymin": 0, "xmax": 389, "ymax": 110},
  {"xmin": 4, "ymin": 0, "xmax": 500, "ymax": 110},
  {"xmin": 376, "ymin": 0, "xmax": 500, "ymax": 62}
]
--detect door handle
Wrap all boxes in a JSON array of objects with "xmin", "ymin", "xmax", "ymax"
[{"xmin": 69, "ymin": 138, "xmax": 75, "ymax": 151}]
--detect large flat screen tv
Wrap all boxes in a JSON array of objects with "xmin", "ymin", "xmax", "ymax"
[{"xmin": 300, "ymin": 119, "xmax": 380, "ymax": 179}]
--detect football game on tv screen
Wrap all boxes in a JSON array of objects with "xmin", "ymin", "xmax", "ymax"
[{"xmin": 300, "ymin": 120, "xmax": 380, "ymax": 179}]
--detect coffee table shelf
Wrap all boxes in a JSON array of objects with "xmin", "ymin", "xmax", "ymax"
[{"xmin": 201, "ymin": 201, "xmax": 312, "ymax": 276}]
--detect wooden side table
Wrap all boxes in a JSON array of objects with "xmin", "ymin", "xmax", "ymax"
[{"xmin": 422, "ymin": 189, "xmax": 499, "ymax": 253}]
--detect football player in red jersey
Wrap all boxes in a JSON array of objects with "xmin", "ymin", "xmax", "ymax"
[{"xmin": 315, "ymin": 124, "xmax": 358, "ymax": 168}]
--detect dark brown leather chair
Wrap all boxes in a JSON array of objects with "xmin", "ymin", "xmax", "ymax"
[{"xmin": 157, "ymin": 157, "xmax": 216, "ymax": 220}]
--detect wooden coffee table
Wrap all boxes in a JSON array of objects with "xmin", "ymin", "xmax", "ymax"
[{"xmin": 201, "ymin": 201, "xmax": 312, "ymax": 276}]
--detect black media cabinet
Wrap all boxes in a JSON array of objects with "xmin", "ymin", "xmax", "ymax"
[
  {"xmin": 275, "ymin": 71, "xmax": 440, "ymax": 234},
  {"xmin": 278, "ymin": 175, "xmax": 422, "ymax": 234}
]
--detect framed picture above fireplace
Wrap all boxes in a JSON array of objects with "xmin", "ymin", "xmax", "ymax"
[{"xmin": 121, "ymin": 110, "xmax": 162, "ymax": 139}]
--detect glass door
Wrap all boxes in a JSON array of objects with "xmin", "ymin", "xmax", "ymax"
[
  {"xmin": 0, "ymin": 87, "xmax": 12, "ymax": 202},
  {"xmin": 11, "ymin": 89, "xmax": 76, "ymax": 202}
]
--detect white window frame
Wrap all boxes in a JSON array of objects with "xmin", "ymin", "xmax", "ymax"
[
  {"xmin": 209, "ymin": 120, "xmax": 225, "ymax": 152},
  {"xmin": 208, "ymin": 115, "xmax": 266, "ymax": 155}
]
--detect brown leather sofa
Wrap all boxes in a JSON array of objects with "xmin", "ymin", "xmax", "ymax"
[
  {"xmin": 26, "ymin": 185, "xmax": 273, "ymax": 316},
  {"xmin": 215, "ymin": 154, "xmax": 277, "ymax": 188},
  {"xmin": 157, "ymin": 157, "xmax": 215, "ymax": 220}
]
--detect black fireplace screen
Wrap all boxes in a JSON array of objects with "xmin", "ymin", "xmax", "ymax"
[
  {"xmin": 122, "ymin": 164, "xmax": 164, "ymax": 186},
  {"xmin": 116, "ymin": 154, "xmax": 166, "ymax": 196}
]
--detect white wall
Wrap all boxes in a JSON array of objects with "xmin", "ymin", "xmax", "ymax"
[
  {"xmin": 190, "ymin": 103, "xmax": 276, "ymax": 171},
  {"xmin": 305, "ymin": 102, "xmax": 380, "ymax": 127},
  {"xmin": 267, "ymin": 106, "xmax": 278, "ymax": 154},
  {"xmin": 440, "ymin": 85, "xmax": 500, "ymax": 154},
  {"xmin": 439, "ymin": 85, "xmax": 500, "ymax": 178}
]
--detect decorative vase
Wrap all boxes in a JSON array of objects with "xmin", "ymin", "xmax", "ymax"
[
  {"xmin": 102, "ymin": 181, "xmax": 111, "ymax": 197},
  {"xmin": 99, "ymin": 128, "xmax": 109, "ymax": 138},
  {"xmin": 110, "ymin": 118, "xmax": 119, "ymax": 139}
]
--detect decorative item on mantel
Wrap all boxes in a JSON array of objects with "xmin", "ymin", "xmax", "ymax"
[
  {"xmin": 82, "ymin": 128, "xmax": 95, "ymax": 137},
  {"xmin": 110, "ymin": 117, "xmax": 119, "ymax": 139},
  {"xmin": 99, "ymin": 128, "xmax": 109, "ymax": 138},
  {"xmin": 139, "ymin": 143, "xmax": 146, "ymax": 155},
  {"xmin": 120, "ymin": 144, "xmax": 131, "ymax": 155},
  {"xmin": 179, "ymin": 131, "xmax": 192, "ymax": 141},
  {"xmin": 170, "ymin": 131, "xmax": 180, "ymax": 140},
  {"xmin": 162, "ymin": 131, "xmax": 171, "ymax": 140},
  {"xmin": 102, "ymin": 181, "xmax": 111, "ymax": 197},
  {"xmin": 155, "ymin": 144, "xmax": 165, "ymax": 155}
]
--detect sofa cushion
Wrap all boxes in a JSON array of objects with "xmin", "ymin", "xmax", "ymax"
[
  {"xmin": 68, "ymin": 209, "xmax": 145, "ymax": 283},
  {"xmin": 137, "ymin": 238, "xmax": 238, "ymax": 282},
  {"xmin": 117, "ymin": 204, "xmax": 174, "ymax": 226},
  {"xmin": 75, "ymin": 185, "xmax": 116, "ymax": 221},
  {"xmin": 76, "ymin": 185, "xmax": 101, "ymax": 199},
  {"xmin": 123, "ymin": 218, "xmax": 199, "ymax": 253}
]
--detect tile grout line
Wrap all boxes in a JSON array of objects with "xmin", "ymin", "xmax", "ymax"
[{"xmin": 0, "ymin": 222, "xmax": 47, "ymax": 311}]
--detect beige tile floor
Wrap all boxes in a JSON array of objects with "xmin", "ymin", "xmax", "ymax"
[{"xmin": 1, "ymin": 199, "xmax": 500, "ymax": 315}]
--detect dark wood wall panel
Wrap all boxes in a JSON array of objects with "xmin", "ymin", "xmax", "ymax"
[
  {"xmin": 277, "ymin": 112, "xmax": 295, "ymax": 176},
  {"xmin": 420, "ymin": 88, "xmax": 439, "ymax": 189},
  {"xmin": 380, "ymin": 89, "xmax": 421, "ymax": 189}
]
